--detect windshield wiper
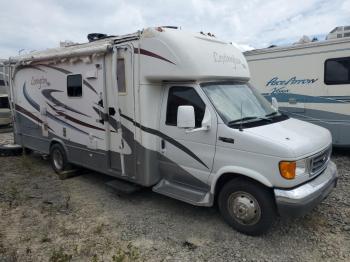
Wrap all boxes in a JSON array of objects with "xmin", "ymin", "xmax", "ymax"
[
  {"xmin": 228, "ymin": 116, "xmax": 258, "ymax": 125},
  {"xmin": 265, "ymin": 111, "xmax": 279, "ymax": 117},
  {"xmin": 228, "ymin": 116, "xmax": 273, "ymax": 126}
]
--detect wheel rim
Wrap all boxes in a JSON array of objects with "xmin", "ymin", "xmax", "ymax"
[
  {"xmin": 227, "ymin": 191, "xmax": 261, "ymax": 225},
  {"xmin": 52, "ymin": 149, "xmax": 64, "ymax": 170}
]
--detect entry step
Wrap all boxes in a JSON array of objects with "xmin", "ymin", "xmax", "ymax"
[
  {"xmin": 153, "ymin": 179, "xmax": 209, "ymax": 205},
  {"xmin": 106, "ymin": 179, "xmax": 141, "ymax": 194}
]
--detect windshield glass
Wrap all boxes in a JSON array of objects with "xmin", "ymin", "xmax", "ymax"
[{"xmin": 201, "ymin": 82, "xmax": 278, "ymax": 124}]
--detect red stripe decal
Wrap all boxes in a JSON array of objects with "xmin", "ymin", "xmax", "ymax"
[
  {"xmin": 47, "ymin": 103, "xmax": 105, "ymax": 131},
  {"xmin": 15, "ymin": 104, "xmax": 54, "ymax": 132},
  {"xmin": 134, "ymin": 48, "xmax": 176, "ymax": 65}
]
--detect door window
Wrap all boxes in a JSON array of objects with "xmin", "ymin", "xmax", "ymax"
[
  {"xmin": 324, "ymin": 57, "xmax": 350, "ymax": 85},
  {"xmin": 166, "ymin": 86, "xmax": 205, "ymax": 128},
  {"xmin": 117, "ymin": 58, "xmax": 126, "ymax": 94}
]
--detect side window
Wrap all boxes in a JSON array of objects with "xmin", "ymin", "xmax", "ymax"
[
  {"xmin": 324, "ymin": 57, "xmax": 350, "ymax": 85},
  {"xmin": 67, "ymin": 74, "xmax": 82, "ymax": 97},
  {"xmin": 117, "ymin": 58, "xmax": 126, "ymax": 94},
  {"xmin": 0, "ymin": 97, "xmax": 9, "ymax": 109},
  {"xmin": 166, "ymin": 86, "xmax": 205, "ymax": 128}
]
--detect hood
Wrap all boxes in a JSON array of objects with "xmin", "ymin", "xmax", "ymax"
[{"xmin": 246, "ymin": 118, "xmax": 331, "ymax": 158}]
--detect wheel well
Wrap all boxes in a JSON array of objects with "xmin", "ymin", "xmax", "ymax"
[
  {"xmin": 49, "ymin": 141, "xmax": 60, "ymax": 151},
  {"xmin": 49, "ymin": 140, "xmax": 66, "ymax": 155},
  {"xmin": 214, "ymin": 173, "xmax": 273, "ymax": 204}
]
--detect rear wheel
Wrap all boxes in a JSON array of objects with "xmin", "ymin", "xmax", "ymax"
[
  {"xmin": 50, "ymin": 144, "xmax": 71, "ymax": 174},
  {"xmin": 218, "ymin": 178, "xmax": 276, "ymax": 236}
]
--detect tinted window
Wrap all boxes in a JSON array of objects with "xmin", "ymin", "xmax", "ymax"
[
  {"xmin": 67, "ymin": 74, "xmax": 82, "ymax": 97},
  {"xmin": 0, "ymin": 97, "xmax": 9, "ymax": 109},
  {"xmin": 117, "ymin": 59, "xmax": 126, "ymax": 93},
  {"xmin": 166, "ymin": 86, "xmax": 205, "ymax": 127},
  {"xmin": 325, "ymin": 57, "xmax": 350, "ymax": 85}
]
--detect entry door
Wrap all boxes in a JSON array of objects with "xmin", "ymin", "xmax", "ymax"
[
  {"xmin": 106, "ymin": 46, "xmax": 136, "ymax": 177},
  {"xmin": 159, "ymin": 85, "xmax": 217, "ymax": 189},
  {"xmin": 116, "ymin": 46, "xmax": 136, "ymax": 179}
]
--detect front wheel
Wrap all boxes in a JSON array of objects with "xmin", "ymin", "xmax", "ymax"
[{"xmin": 218, "ymin": 179, "xmax": 276, "ymax": 236}]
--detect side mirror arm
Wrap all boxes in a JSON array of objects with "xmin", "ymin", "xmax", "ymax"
[
  {"xmin": 185, "ymin": 107, "xmax": 211, "ymax": 133},
  {"xmin": 185, "ymin": 125, "xmax": 210, "ymax": 133}
]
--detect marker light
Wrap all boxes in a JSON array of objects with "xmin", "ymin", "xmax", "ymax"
[{"xmin": 279, "ymin": 161, "xmax": 296, "ymax": 180}]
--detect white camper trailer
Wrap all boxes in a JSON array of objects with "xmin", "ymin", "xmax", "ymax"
[
  {"xmin": 244, "ymin": 34, "xmax": 350, "ymax": 147},
  {"xmin": 0, "ymin": 61, "xmax": 11, "ymax": 126},
  {"xmin": 6, "ymin": 27, "xmax": 337, "ymax": 235}
]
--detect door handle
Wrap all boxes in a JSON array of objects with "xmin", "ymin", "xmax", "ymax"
[
  {"xmin": 161, "ymin": 139, "xmax": 166, "ymax": 153},
  {"xmin": 109, "ymin": 107, "xmax": 116, "ymax": 116}
]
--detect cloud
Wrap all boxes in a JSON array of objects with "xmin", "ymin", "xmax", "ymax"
[{"xmin": 0, "ymin": 0, "xmax": 349, "ymax": 58}]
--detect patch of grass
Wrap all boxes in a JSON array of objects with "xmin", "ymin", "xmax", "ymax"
[
  {"xmin": 8, "ymin": 184, "xmax": 19, "ymax": 200},
  {"xmin": 7, "ymin": 183, "xmax": 20, "ymax": 207},
  {"xmin": 41, "ymin": 236, "xmax": 51, "ymax": 243},
  {"xmin": 112, "ymin": 244, "xmax": 140, "ymax": 262},
  {"xmin": 21, "ymin": 154, "xmax": 34, "ymax": 174},
  {"xmin": 91, "ymin": 254, "xmax": 98, "ymax": 262},
  {"xmin": 93, "ymin": 223, "xmax": 105, "ymax": 235},
  {"xmin": 49, "ymin": 248, "xmax": 72, "ymax": 262}
]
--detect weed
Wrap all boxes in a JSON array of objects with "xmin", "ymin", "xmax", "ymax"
[
  {"xmin": 7, "ymin": 184, "xmax": 20, "ymax": 207},
  {"xmin": 112, "ymin": 244, "xmax": 140, "ymax": 262},
  {"xmin": 94, "ymin": 223, "xmax": 104, "ymax": 235},
  {"xmin": 49, "ymin": 247, "xmax": 72, "ymax": 262},
  {"xmin": 91, "ymin": 254, "xmax": 98, "ymax": 262},
  {"xmin": 41, "ymin": 236, "xmax": 51, "ymax": 243}
]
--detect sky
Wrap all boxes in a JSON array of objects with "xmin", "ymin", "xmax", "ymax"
[{"xmin": 0, "ymin": 0, "xmax": 349, "ymax": 58}]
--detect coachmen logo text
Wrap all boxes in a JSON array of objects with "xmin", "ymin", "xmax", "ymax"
[
  {"xmin": 213, "ymin": 52, "xmax": 247, "ymax": 69},
  {"xmin": 31, "ymin": 77, "xmax": 50, "ymax": 89}
]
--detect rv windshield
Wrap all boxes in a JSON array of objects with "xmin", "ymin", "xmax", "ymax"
[{"xmin": 201, "ymin": 82, "xmax": 281, "ymax": 127}]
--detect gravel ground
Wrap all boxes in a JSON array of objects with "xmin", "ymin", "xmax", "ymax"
[{"xmin": 0, "ymin": 131, "xmax": 349, "ymax": 262}]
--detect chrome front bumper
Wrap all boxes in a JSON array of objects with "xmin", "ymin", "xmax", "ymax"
[{"xmin": 274, "ymin": 161, "xmax": 338, "ymax": 217}]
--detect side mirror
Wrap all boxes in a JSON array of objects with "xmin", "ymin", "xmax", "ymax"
[
  {"xmin": 271, "ymin": 97, "xmax": 279, "ymax": 111},
  {"xmin": 177, "ymin": 105, "xmax": 195, "ymax": 129}
]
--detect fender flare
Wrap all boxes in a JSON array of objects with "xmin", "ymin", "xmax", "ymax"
[
  {"xmin": 210, "ymin": 166, "xmax": 273, "ymax": 194},
  {"xmin": 50, "ymin": 138, "xmax": 69, "ymax": 157}
]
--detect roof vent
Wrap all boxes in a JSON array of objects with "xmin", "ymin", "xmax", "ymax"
[
  {"xmin": 87, "ymin": 33, "xmax": 111, "ymax": 42},
  {"xmin": 160, "ymin": 26, "xmax": 178, "ymax": 29}
]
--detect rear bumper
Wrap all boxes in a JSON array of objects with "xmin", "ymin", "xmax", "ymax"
[{"xmin": 274, "ymin": 161, "xmax": 337, "ymax": 217}]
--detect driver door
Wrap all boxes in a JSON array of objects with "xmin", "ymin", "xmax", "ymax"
[{"xmin": 159, "ymin": 84, "xmax": 217, "ymax": 189}]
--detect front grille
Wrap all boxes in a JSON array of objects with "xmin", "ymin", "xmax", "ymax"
[{"xmin": 310, "ymin": 146, "xmax": 331, "ymax": 177}]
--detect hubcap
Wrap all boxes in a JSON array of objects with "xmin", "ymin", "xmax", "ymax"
[
  {"xmin": 53, "ymin": 149, "xmax": 63, "ymax": 170},
  {"xmin": 227, "ymin": 191, "xmax": 261, "ymax": 225}
]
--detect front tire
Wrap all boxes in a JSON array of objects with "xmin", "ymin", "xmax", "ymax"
[
  {"xmin": 50, "ymin": 144, "xmax": 71, "ymax": 174},
  {"xmin": 218, "ymin": 178, "xmax": 276, "ymax": 236}
]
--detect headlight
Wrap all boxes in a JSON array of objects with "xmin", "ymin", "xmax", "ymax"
[{"xmin": 279, "ymin": 159, "xmax": 307, "ymax": 180}]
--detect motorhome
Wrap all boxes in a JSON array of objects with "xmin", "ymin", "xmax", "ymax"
[
  {"xmin": 6, "ymin": 27, "xmax": 337, "ymax": 235},
  {"xmin": 244, "ymin": 29, "xmax": 350, "ymax": 147},
  {"xmin": 0, "ymin": 61, "xmax": 11, "ymax": 126}
]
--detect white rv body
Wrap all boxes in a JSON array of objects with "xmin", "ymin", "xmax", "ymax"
[
  {"xmin": 244, "ymin": 37, "xmax": 350, "ymax": 147},
  {"xmin": 6, "ymin": 27, "xmax": 337, "ymax": 234}
]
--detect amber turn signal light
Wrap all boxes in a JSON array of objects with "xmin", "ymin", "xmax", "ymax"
[{"xmin": 279, "ymin": 161, "xmax": 296, "ymax": 180}]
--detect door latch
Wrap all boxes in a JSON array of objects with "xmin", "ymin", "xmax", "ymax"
[{"xmin": 161, "ymin": 139, "xmax": 166, "ymax": 153}]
